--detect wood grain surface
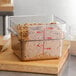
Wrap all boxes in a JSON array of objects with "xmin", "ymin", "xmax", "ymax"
[
  {"xmin": 0, "ymin": 40, "xmax": 70, "ymax": 74},
  {"xmin": 0, "ymin": 0, "xmax": 13, "ymax": 11}
]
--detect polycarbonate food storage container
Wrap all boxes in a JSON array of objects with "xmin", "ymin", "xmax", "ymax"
[{"xmin": 9, "ymin": 15, "xmax": 67, "ymax": 61}]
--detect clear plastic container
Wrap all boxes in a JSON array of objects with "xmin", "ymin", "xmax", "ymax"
[{"xmin": 9, "ymin": 15, "xmax": 69, "ymax": 61}]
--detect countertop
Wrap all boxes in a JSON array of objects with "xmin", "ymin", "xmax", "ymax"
[{"xmin": 0, "ymin": 55, "xmax": 76, "ymax": 76}]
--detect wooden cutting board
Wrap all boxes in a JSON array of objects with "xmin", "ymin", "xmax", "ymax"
[
  {"xmin": 0, "ymin": 4, "xmax": 13, "ymax": 11},
  {"xmin": 0, "ymin": 0, "xmax": 13, "ymax": 11},
  {"xmin": 0, "ymin": 0, "xmax": 11, "ymax": 4},
  {"xmin": 0, "ymin": 41, "xmax": 70, "ymax": 74}
]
